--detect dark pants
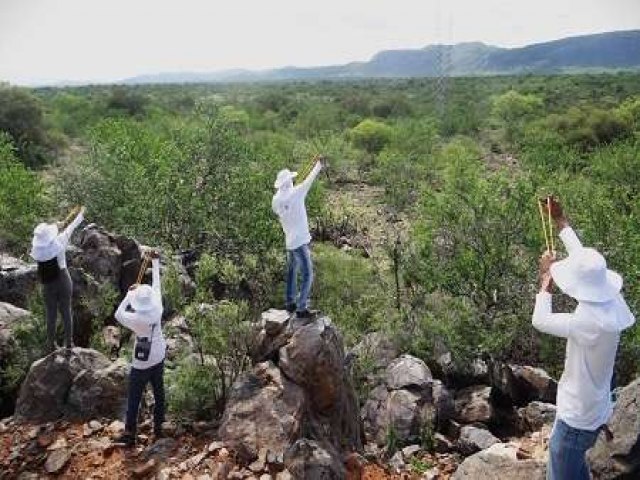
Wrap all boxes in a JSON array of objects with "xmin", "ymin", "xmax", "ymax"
[
  {"xmin": 43, "ymin": 268, "xmax": 73, "ymax": 348},
  {"xmin": 285, "ymin": 244, "xmax": 313, "ymax": 311},
  {"xmin": 125, "ymin": 361, "xmax": 165, "ymax": 435}
]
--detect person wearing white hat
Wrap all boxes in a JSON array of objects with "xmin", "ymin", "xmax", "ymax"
[
  {"xmin": 29, "ymin": 206, "xmax": 86, "ymax": 352},
  {"xmin": 533, "ymin": 197, "xmax": 635, "ymax": 480},
  {"xmin": 114, "ymin": 250, "xmax": 166, "ymax": 447},
  {"xmin": 272, "ymin": 159, "xmax": 323, "ymax": 318}
]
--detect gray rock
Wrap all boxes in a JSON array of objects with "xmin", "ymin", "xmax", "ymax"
[
  {"xmin": 458, "ymin": 425, "xmax": 500, "ymax": 456},
  {"xmin": 401, "ymin": 444, "xmax": 421, "ymax": 458},
  {"xmin": 284, "ymin": 439, "xmax": 344, "ymax": 480},
  {"xmin": 491, "ymin": 363, "xmax": 557, "ymax": 406},
  {"xmin": 0, "ymin": 255, "xmax": 37, "ymax": 309},
  {"xmin": 262, "ymin": 309, "xmax": 289, "ymax": 336},
  {"xmin": 15, "ymin": 348, "xmax": 127, "ymax": 422},
  {"xmin": 517, "ymin": 402, "xmax": 556, "ymax": 432},
  {"xmin": 588, "ymin": 377, "xmax": 640, "ymax": 479},
  {"xmin": 453, "ymin": 443, "xmax": 546, "ymax": 479},
  {"xmin": 44, "ymin": 448, "xmax": 72, "ymax": 474},
  {"xmin": 219, "ymin": 361, "xmax": 305, "ymax": 463},
  {"xmin": 385, "ymin": 354, "xmax": 432, "ymax": 390},
  {"xmin": 0, "ymin": 302, "xmax": 30, "ymax": 358},
  {"xmin": 388, "ymin": 450, "xmax": 405, "ymax": 472},
  {"xmin": 454, "ymin": 386, "xmax": 494, "ymax": 424}
]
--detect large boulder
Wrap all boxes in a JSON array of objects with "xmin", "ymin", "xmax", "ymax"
[
  {"xmin": 588, "ymin": 377, "xmax": 640, "ymax": 479},
  {"xmin": 0, "ymin": 302, "xmax": 31, "ymax": 416},
  {"xmin": 361, "ymin": 354, "xmax": 453, "ymax": 446},
  {"xmin": 453, "ymin": 443, "xmax": 546, "ymax": 479},
  {"xmin": 490, "ymin": 363, "xmax": 557, "ymax": 406},
  {"xmin": 217, "ymin": 361, "xmax": 305, "ymax": 462},
  {"xmin": 14, "ymin": 347, "xmax": 127, "ymax": 422},
  {"xmin": 220, "ymin": 313, "xmax": 362, "ymax": 467},
  {"xmin": 0, "ymin": 302, "xmax": 30, "ymax": 359},
  {"xmin": 0, "ymin": 254, "xmax": 37, "ymax": 309},
  {"xmin": 455, "ymin": 385, "xmax": 494, "ymax": 424},
  {"xmin": 385, "ymin": 354, "xmax": 432, "ymax": 390}
]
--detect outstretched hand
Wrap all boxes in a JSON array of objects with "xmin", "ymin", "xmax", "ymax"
[
  {"xmin": 538, "ymin": 251, "xmax": 556, "ymax": 293},
  {"xmin": 539, "ymin": 196, "xmax": 568, "ymax": 230}
]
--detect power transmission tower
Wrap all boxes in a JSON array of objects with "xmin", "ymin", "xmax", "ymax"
[{"xmin": 433, "ymin": 5, "xmax": 452, "ymax": 119}]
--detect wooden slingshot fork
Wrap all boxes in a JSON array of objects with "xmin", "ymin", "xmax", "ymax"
[
  {"xmin": 294, "ymin": 154, "xmax": 322, "ymax": 186},
  {"xmin": 135, "ymin": 253, "xmax": 151, "ymax": 286},
  {"xmin": 537, "ymin": 196, "xmax": 555, "ymax": 255}
]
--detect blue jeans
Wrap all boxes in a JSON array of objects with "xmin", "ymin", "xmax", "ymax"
[
  {"xmin": 125, "ymin": 361, "xmax": 165, "ymax": 435},
  {"xmin": 286, "ymin": 244, "xmax": 313, "ymax": 311},
  {"xmin": 547, "ymin": 418, "xmax": 599, "ymax": 480}
]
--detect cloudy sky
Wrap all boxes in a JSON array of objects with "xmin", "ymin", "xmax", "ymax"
[{"xmin": 1, "ymin": 0, "xmax": 639, "ymax": 84}]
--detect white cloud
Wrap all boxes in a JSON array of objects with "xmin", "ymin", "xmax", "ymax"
[{"xmin": 0, "ymin": 0, "xmax": 638, "ymax": 84}]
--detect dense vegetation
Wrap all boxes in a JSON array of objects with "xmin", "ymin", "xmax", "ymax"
[{"xmin": 1, "ymin": 71, "xmax": 639, "ymax": 418}]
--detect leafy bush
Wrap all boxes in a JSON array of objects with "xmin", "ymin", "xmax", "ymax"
[
  {"xmin": 0, "ymin": 85, "xmax": 52, "ymax": 167},
  {"xmin": 349, "ymin": 119, "xmax": 394, "ymax": 155}
]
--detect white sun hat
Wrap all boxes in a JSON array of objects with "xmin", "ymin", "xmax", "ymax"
[
  {"xmin": 274, "ymin": 169, "xmax": 297, "ymax": 189},
  {"xmin": 30, "ymin": 223, "xmax": 62, "ymax": 261},
  {"xmin": 550, "ymin": 247, "xmax": 622, "ymax": 303},
  {"xmin": 130, "ymin": 284, "xmax": 158, "ymax": 313}
]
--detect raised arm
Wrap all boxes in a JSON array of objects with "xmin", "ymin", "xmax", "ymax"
[
  {"xmin": 151, "ymin": 257, "xmax": 161, "ymax": 296},
  {"xmin": 58, "ymin": 207, "xmax": 85, "ymax": 246},
  {"xmin": 546, "ymin": 196, "xmax": 582, "ymax": 254},
  {"xmin": 296, "ymin": 160, "xmax": 322, "ymax": 197}
]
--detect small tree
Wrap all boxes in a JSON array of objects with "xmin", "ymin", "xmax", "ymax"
[
  {"xmin": 491, "ymin": 90, "xmax": 543, "ymax": 144},
  {"xmin": 349, "ymin": 118, "xmax": 394, "ymax": 155}
]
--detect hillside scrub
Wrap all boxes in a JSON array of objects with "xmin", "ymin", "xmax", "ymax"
[{"xmin": 1, "ymin": 73, "xmax": 640, "ymax": 412}]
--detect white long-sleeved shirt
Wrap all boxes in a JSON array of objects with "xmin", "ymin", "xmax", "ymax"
[
  {"xmin": 272, "ymin": 162, "xmax": 322, "ymax": 251},
  {"xmin": 532, "ymin": 227, "xmax": 635, "ymax": 430},
  {"xmin": 30, "ymin": 212, "xmax": 84, "ymax": 269},
  {"xmin": 115, "ymin": 258, "xmax": 166, "ymax": 369}
]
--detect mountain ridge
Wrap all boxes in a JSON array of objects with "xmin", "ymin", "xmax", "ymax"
[{"xmin": 122, "ymin": 29, "xmax": 640, "ymax": 84}]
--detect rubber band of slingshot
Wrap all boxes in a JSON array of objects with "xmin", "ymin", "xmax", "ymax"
[
  {"xmin": 135, "ymin": 255, "xmax": 150, "ymax": 285},
  {"xmin": 538, "ymin": 200, "xmax": 551, "ymax": 253},
  {"xmin": 546, "ymin": 197, "xmax": 555, "ymax": 255},
  {"xmin": 295, "ymin": 154, "xmax": 321, "ymax": 186}
]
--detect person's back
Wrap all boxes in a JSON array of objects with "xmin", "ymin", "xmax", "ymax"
[{"xmin": 553, "ymin": 297, "xmax": 631, "ymax": 430}]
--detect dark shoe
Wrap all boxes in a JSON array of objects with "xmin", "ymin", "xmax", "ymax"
[
  {"xmin": 285, "ymin": 303, "xmax": 296, "ymax": 313},
  {"xmin": 113, "ymin": 432, "xmax": 136, "ymax": 448},
  {"xmin": 296, "ymin": 309, "xmax": 313, "ymax": 319}
]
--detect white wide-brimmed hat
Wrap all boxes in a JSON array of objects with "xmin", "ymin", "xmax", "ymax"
[
  {"xmin": 130, "ymin": 285, "xmax": 158, "ymax": 313},
  {"xmin": 30, "ymin": 223, "xmax": 61, "ymax": 261},
  {"xmin": 550, "ymin": 247, "xmax": 622, "ymax": 303},
  {"xmin": 274, "ymin": 169, "xmax": 297, "ymax": 189}
]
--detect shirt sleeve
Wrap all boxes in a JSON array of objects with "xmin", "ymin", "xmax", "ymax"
[
  {"xmin": 57, "ymin": 212, "xmax": 84, "ymax": 248},
  {"xmin": 114, "ymin": 291, "xmax": 149, "ymax": 336},
  {"xmin": 558, "ymin": 226, "xmax": 583, "ymax": 255},
  {"xmin": 532, "ymin": 292, "xmax": 573, "ymax": 338},
  {"xmin": 152, "ymin": 258, "xmax": 161, "ymax": 297},
  {"xmin": 296, "ymin": 161, "xmax": 322, "ymax": 197}
]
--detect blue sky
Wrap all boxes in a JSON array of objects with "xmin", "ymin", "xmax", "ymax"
[{"xmin": 1, "ymin": 0, "xmax": 639, "ymax": 84}]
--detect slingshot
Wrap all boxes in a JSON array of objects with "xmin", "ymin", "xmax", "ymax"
[
  {"xmin": 135, "ymin": 253, "xmax": 151, "ymax": 285},
  {"xmin": 62, "ymin": 205, "xmax": 82, "ymax": 226},
  {"xmin": 294, "ymin": 154, "xmax": 322, "ymax": 186},
  {"xmin": 537, "ymin": 196, "xmax": 555, "ymax": 255}
]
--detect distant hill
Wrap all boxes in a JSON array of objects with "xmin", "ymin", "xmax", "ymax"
[{"xmin": 123, "ymin": 30, "xmax": 640, "ymax": 84}]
